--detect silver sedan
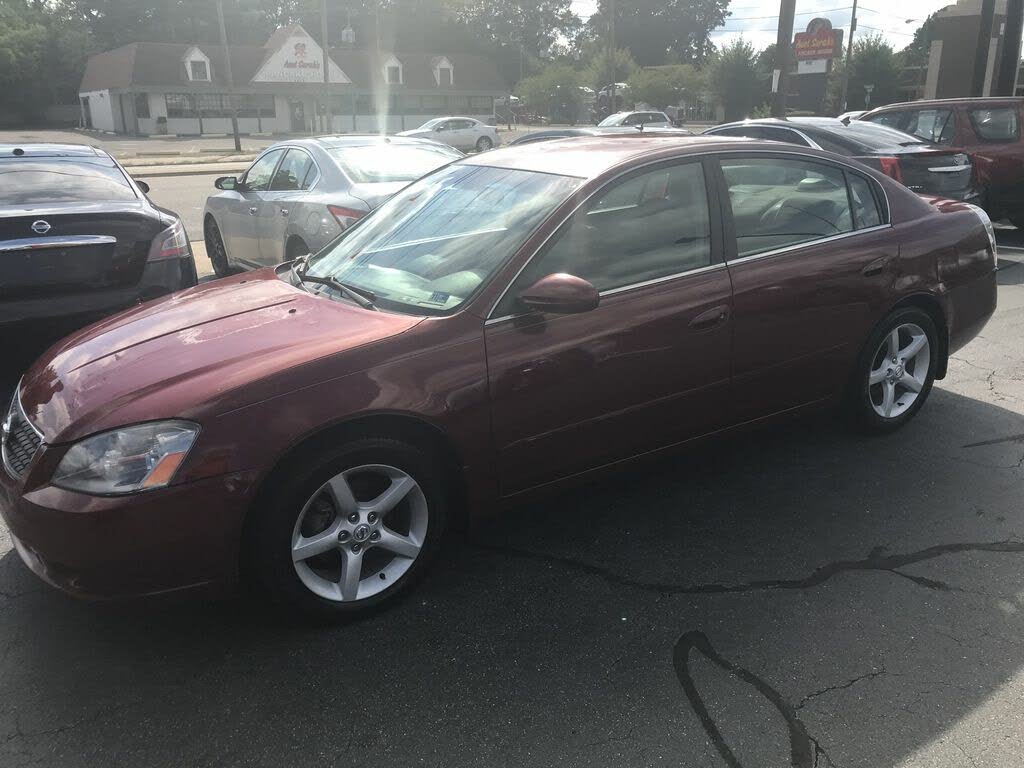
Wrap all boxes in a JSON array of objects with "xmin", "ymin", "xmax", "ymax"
[{"xmin": 202, "ymin": 136, "xmax": 463, "ymax": 275}]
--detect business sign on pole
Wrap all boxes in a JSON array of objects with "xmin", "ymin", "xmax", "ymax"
[
  {"xmin": 794, "ymin": 18, "xmax": 840, "ymax": 60},
  {"xmin": 797, "ymin": 58, "xmax": 828, "ymax": 74}
]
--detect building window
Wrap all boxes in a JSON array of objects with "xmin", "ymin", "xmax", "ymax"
[
  {"xmin": 196, "ymin": 93, "xmax": 225, "ymax": 117},
  {"xmin": 238, "ymin": 94, "xmax": 276, "ymax": 118},
  {"xmin": 438, "ymin": 67, "xmax": 452, "ymax": 86},
  {"xmin": 469, "ymin": 96, "xmax": 492, "ymax": 112},
  {"xmin": 386, "ymin": 65, "xmax": 401, "ymax": 85},
  {"xmin": 421, "ymin": 94, "xmax": 446, "ymax": 113},
  {"xmin": 134, "ymin": 93, "xmax": 150, "ymax": 119},
  {"xmin": 165, "ymin": 93, "xmax": 197, "ymax": 118},
  {"xmin": 190, "ymin": 60, "xmax": 209, "ymax": 81}
]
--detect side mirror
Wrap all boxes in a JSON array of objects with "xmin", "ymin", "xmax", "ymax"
[
  {"xmin": 135, "ymin": 179, "xmax": 150, "ymax": 194},
  {"xmin": 519, "ymin": 273, "xmax": 599, "ymax": 315},
  {"xmin": 215, "ymin": 176, "xmax": 239, "ymax": 191}
]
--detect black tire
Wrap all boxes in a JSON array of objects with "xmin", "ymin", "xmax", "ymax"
[
  {"xmin": 204, "ymin": 217, "xmax": 232, "ymax": 278},
  {"xmin": 849, "ymin": 306, "xmax": 939, "ymax": 434},
  {"xmin": 475, "ymin": 136, "xmax": 493, "ymax": 152},
  {"xmin": 248, "ymin": 438, "xmax": 449, "ymax": 622}
]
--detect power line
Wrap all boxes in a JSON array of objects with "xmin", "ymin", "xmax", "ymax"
[{"xmin": 726, "ymin": 5, "xmax": 852, "ymax": 20}]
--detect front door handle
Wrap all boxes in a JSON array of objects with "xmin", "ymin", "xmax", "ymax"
[
  {"xmin": 862, "ymin": 256, "xmax": 890, "ymax": 277},
  {"xmin": 280, "ymin": 208, "xmax": 289, "ymax": 217},
  {"xmin": 248, "ymin": 206, "xmax": 258, "ymax": 216},
  {"xmin": 689, "ymin": 304, "xmax": 730, "ymax": 330}
]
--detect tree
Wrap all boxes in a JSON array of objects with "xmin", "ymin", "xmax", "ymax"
[
  {"xmin": 582, "ymin": 46, "xmax": 638, "ymax": 90},
  {"xmin": 452, "ymin": 0, "xmax": 580, "ymax": 61},
  {"xmin": 516, "ymin": 63, "xmax": 583, "ymax": 122},
  {"xmin": 707, "ymin": 38, "xmax": 762, "ymax": 120},
  {"xmin": 627, "ymin": 64, "xmax": 703, "ymax": 109},
  {"xmin": 585, "ymin": 0, "xmax": 729, "ymax": 67},
  {"xmin": 901, "ymin": 11, "xmax": 940, "ymax": 68},
  {"xmin": 841, "ymin": 34, "xmax": 902, "ymax": 111}
]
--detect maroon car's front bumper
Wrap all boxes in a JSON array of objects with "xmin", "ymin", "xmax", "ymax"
[{"xmin": 0, "ymin": 468, "xmax": 258, "ymax": 599}]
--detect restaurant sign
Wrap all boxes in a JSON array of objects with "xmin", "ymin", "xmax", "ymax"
[
  {"xmin": 794, "ymin": 18, "xmax": 841, "ymax": 60},
  {"xmin": 252, "ymin": 29, "xmax": 350, "ymax": 84}
]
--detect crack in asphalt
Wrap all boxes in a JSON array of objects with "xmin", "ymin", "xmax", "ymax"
[
  {"xmin": 963, "ymin": 432, "xmax": 1024, "ymax": 449},
  {"xmin": 673, "ymin": 631, "xmax": 838, "ymax": 768},
  {"xmin": 475, "ymin": 540, "xmax": 1024, "ymax": 596},
  {"xmin": 795, "ymin": 668, "xmax": 887, "ymax": 711}
]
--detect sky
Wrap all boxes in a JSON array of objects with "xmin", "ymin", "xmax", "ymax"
[{"xmin": 568, "ymin": 0, "xmax": 958, "ymax": 53}]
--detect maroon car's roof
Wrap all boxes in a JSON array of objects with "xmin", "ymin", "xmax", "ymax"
[{"xmin": 461, "ymin": 135, "xmax": 754, "ymax": 178}]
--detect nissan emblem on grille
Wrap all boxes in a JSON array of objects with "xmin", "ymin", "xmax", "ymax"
[{"xmin": 31, "ymin": 220, "xmax": 51, "ymax": 234}]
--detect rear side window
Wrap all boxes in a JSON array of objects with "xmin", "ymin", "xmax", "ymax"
[
  {"xmin": 0, "ymin": 159, "xmax": 136, "ymax": 204},
  {"xmin": 847, "ymin": 174, "xmax": 883, "ymax": 229},
  {"xmin": 903, "ymin": 109, "xmax": 955, "ymax": 144},
  {"xmin": 760, "ymin": 127, "xmax": 811, "ymax": 146},
  {"xmin": 271, "ymin": 149, "xmax": 315, "ymax": 191},
  {"xmin": 969, "ymin": 107, "xmax": 1019, "ymax": 141},
  {"xmin": 721, "ymin": 156, "xmax": 854, "ymax": 257},
  {"xmin": 867, "ymin": 112, "xmax": 907, "ymax": 131}
]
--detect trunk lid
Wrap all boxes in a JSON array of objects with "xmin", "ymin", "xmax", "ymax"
[
  {"xmin": 856, "ymin": 149, "xmax": 976, "ymax": 198},
  {"xmin": 0, "ymin": 202, "xmax": 163, "ymax": 298}
]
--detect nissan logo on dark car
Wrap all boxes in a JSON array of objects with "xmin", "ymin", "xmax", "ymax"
[{"xmin": 30, "ymin": 220, "xmax": 51, "ymax": 234}]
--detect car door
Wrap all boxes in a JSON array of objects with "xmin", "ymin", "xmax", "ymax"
[
  {"xmin": 485, "ymin": 158, "xmax": 734, "ymax": 496},
  {"xmin": 259, "ymin": 147, "xmax": 318, "ymax": 265},
  {"xmin": 717, "ymin": 152, "xmax": 897, "ymax": 423},
  {"xmin": 223, "ymin": 148, "xmax": 285, "ymax": 267},
  {"xmin": 447, "ymin": 119, "xmax": 474, "ymax": 149}
]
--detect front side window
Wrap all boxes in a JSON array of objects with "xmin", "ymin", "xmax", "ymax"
[
  {"xmin": 306, "ymin": 165, "xmax": 581, "ymax": 314},
  {"xmin": 721, "ymin": 156, "xmax": 854, "ymax": 257},
  {"xmin": 242, "ymin": 149, "xmax": 285, "ymax": 192},
  {"xmin": 271, "ymin": 149, "xmax": 315, "ymax": 191},
  {"xmin": 501, "ymin": 161, "xmax": 712, "ymax": 310},
  {"xmin": 969, "ymin": 107, "xmax": 1019, "ymax": 141}
]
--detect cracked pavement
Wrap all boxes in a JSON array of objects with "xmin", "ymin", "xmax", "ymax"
[{"xmin": 0, "ymin": 234, "xmax": 1023, "ymax": 767}]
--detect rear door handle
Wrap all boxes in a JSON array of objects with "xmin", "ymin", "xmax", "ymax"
[
  {"xmin": 248, "ymin": 206, "xmax": 258, "ymax": 216},
  {"xmin": 689, "ymin": 304, "xmax": 730, "ymax": 330},
  {"xmin": 862, "ymin": 256, "xmax": 890, "ymax": 277}
]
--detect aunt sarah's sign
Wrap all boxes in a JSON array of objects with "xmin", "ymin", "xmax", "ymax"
[{"xmin": 252, "ymin": 33, "xmax": 350, "ymax": 84}]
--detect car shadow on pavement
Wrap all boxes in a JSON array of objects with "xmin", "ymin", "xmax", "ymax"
[{"xmin": 1, "ymin": 387, "xmax": 1023, "ymax": 767}]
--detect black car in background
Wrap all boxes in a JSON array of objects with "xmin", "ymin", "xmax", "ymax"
[
  {"xmin": 0, "ymin": 144, "xmax": 197, "ymax": 377},
  {"xmin": 703, "ymin": 118, "xmax": 981, "ymax": 203}
]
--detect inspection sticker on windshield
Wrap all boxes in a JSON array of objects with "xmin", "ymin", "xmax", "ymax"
[{"xmin": 426, "ymin": 291, "xmax": 451, "ymax": 305}]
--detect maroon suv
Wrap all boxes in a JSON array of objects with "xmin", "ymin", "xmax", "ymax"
[
  {"xmin": 862, "ymin": 97, "xmax": 1024, "ymax": 226},
  {"xmin": 0, "ymin": 136, "xmax": 998, "ymax": 620}
]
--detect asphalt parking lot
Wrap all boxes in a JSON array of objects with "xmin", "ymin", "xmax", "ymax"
[{"xmin": 0, "ymin": 238, "xmax": 1022, "ymax": 767}]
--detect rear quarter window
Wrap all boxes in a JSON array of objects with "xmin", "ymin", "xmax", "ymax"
[
  {"xmin": 0, "ymin": 159, "xmax": 137, "ymax": 204},
  {"xmin": 968, "ymin": 107, "xmax": 1020, "ymax": 142}
]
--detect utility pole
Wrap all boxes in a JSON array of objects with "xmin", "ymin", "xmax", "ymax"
[
  {"xmin": 216, "ymin": 0, "xmax": 242, "ymax": 151},
  {"xmin": 609, "ymin": 0, "xmax": 617, "ymax": 112},
  {"xmin": 839, "ymin": 0, "xmax": 858, "ymax": 112},
  {"xmin": 321, "ymin": 0, "xmax": 331, "ymax": 134},
  {"xmin": 995, "ymin": 0, "xmax": 1024, "ymax": 95},
  {"xmin": 771, "ymin": 0, "xmax": 796, "ymax": 118},
  {"xmin": 972, "ymin": 0, "xmax": 997, "ymax": 96}
]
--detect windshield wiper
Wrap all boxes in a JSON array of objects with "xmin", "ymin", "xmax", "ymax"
[{"xmin": 291, "ymin": 265, "xmax": 376, "ymax": 310}]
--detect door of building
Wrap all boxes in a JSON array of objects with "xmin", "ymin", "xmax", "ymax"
[{"xmin": 289, "ymin": 100, "xmax": 306, "ymax": 132}]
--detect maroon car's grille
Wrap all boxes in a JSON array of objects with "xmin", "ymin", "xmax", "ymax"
[{"xmin": 2, "ymin": 393, "xmax": 42, "ymax": 478}]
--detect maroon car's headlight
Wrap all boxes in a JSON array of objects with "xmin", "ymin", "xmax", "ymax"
[
  {"xmin": 147, "ymin": 219, "xmax": 192, "ymax": 262},
  {"xmin": 52, "ymin": 421, "xmax": 199, "ymax": 495}
]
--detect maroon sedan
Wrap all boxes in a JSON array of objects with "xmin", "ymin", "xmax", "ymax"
[{"xmin": 0, "ymin": 136, "xmax": 998, "ymax": 619}]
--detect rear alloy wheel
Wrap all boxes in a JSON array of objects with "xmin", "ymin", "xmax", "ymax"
[
  {"xmin": 851, "ymin": 307, "xmax": 938, "ymax": 433},
  {"xmin": 475, "ymin": 136, "xmax": 493, "ymax": 152},
  {"xmin": 251, "ymin": 438, "xmax": 447, "ymax": 620},
  {"xmin": 204, "ymin": 217, "xmax": 231, "ymax": 277}
]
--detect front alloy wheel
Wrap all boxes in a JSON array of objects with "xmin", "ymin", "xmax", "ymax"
[{"xmin": 292, "ymin": 464, "xmax": 428, "ymax": 602}]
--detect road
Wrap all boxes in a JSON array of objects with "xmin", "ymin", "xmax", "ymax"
[
  {"xmin": 144, "ymin": 173, "xmax": 220, "ymax": 245},
  {"xmin": 0, "ymin": 237, "xmax": 1022, "ymax": 766}
]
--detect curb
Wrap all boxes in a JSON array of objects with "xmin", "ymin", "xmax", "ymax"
[{"xmin": 129, "ymin": 164, "xmax": 249, "ymax": 178}]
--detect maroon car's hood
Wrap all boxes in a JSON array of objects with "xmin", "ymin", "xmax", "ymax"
[{"xmin": 20, "ymin": 269, "xmax": 421, "ymax": 443}]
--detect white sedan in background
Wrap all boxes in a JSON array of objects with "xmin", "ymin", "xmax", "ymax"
[{"xmin": 397, "ymin": 117, "xmax": 501, "ymax": 152}]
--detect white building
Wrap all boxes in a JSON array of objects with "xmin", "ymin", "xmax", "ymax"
[{"xmin": 78, "ymin": 23, "xmax": 507, "ymax": 136}]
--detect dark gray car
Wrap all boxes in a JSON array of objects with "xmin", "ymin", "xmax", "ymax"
[{"xmin": 202, "ymin": 135, "xmax": 463, "ymax": 275}]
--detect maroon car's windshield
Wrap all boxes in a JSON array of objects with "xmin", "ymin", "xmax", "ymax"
[{"xmin": 306, "ymin": 163, "xmax": 581, "ymax": 314}]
